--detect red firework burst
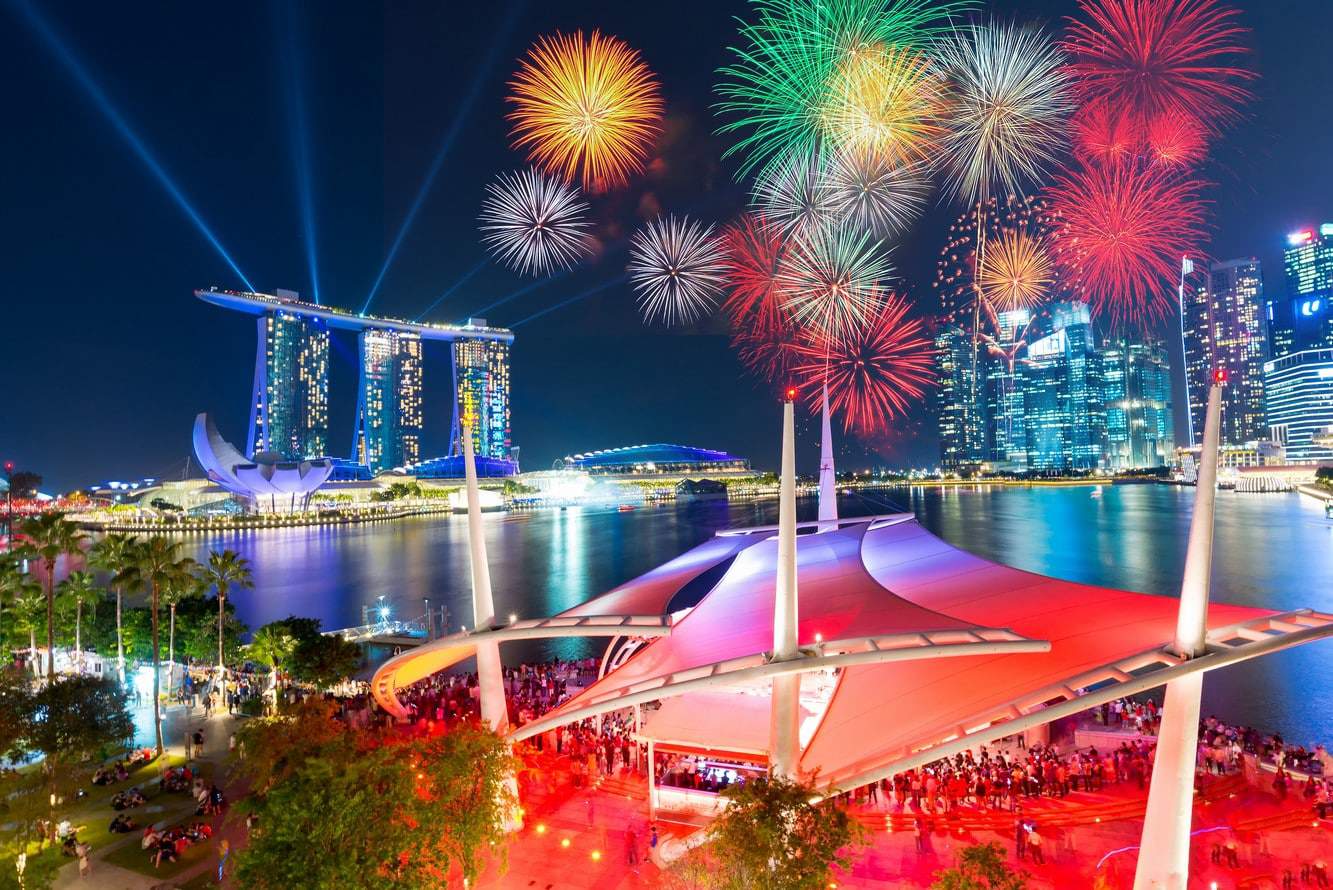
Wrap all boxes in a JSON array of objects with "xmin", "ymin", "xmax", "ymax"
[
  {"xmin": 720, "ymin": 213, "xmax": 788, "ymax": 327},
  {"xmin": 1063, "ymin": 0, "xmax": 1254, "ymax": 133},
  {"xmin": 1047, "ymin": 161, "xmax": 1206, "ymax": 327},
  {"xmin": 732, "ymin": 310, "xmax": 803, "ymax": 388},
  {"xmin": 791, "ymin": 294, "xmax": 934, "ymax": 436},
  {"xmin": 1145, "ymin": 112, "xmax": 1208, "ymax": 167},
  {"xmin": 1071, "ymin": 102, "xmax": 1137, "ymax": 167}
]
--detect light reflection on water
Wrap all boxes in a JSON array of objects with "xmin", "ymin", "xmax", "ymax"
[{"xmin": 179, "ymin": 485, "xmax": 1333, "ymax": 744}]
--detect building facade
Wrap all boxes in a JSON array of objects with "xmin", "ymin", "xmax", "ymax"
[
  {"xmin": 1020, "ymin": 303, "xmax": 1106, "ymax": 472},
  {"xmin": 354, "ymin": 328, "xmax": 424, "ymax": 473},
  {"xmin": 454, "ymin": 334, "xmax": 511, "ymax": 460},
  {"xmin": 247, "ymin": 302, "xmax": 329, "ymax": 461},
  {"xmin": 1182, "ymin": 258, "xmax": 1267, "ymax": 447},
  {"xmin": 936, "ymin": 326, "xmax": 987, "ymax": 470},
  {"xmin": 1263, "ymin": 348, "xmax": 1333, "ymax": 462},
  {"xmin": 1268, "ymin": 225, "xmax": 1333, "ymax": 359},
  {"xmin": 1103, "ymin": 340, "xmax": 1175, "ymax": 470}
]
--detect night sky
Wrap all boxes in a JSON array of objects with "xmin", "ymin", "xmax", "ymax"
[{"xmin": 4, "ymin": 0, "xmax": 1331, "ymax": 491}]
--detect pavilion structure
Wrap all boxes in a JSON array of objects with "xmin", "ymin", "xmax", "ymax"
[{"xmin": 372, "ymin": 389, "xmax": 1333, "ymax": 879}]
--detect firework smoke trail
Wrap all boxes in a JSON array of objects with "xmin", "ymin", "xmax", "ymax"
[
  {"xmin": 478, "ymin": 168, "xmax": 593, "ymax": 277},
  {"xmin": 628, "ymin": 215, "xmax": 730, "ymax": 326},
  {"xmin": 508, "ymin": 30, "xmax": 663, "ymax": 193}
]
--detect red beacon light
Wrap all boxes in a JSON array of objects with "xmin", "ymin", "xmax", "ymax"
[
  {"xmin": 1213, "ymin": 368, "xmax": 1229, "ymax": 385},
  {"xmin": 784, "ymin": 386, "xmax": 798, "ymax": 402}
]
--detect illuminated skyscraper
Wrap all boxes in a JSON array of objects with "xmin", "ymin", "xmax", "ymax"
[
  {"xmin": 1020, "ymin": 303, "xmax": 1106, "ymax": 472},
  {"xmin": 247, "ymin": 295, "xmax": 329, "ymax": 461},
  {"xmin": 983, "ymin": 309, "xmax": 1032, "ymax": 470},
  {"xmin": 354, "ymin": 329, "xmax": 423, "ymax": 473},
  {"xmin": 1103, "ymin": 339, "xmax": 1175, "ymax": 469},
  {"xmin": 936, "ymin": 325, "xmax": 987, "ymax": 470},
  {"xmin": 1182, "ymin": 258, "xmax": 1267, "ymax": 445},
  {"xmin": 453, "ymin": 329, "xmax": 511, "ymax": 459},
  {"xmin": 1268, "ymin": 224, "xmax": 1333, "ymax": 359},
  {"xmin": 1264, "ymin": 348, "xmax": 1333, "ymax": 462}
]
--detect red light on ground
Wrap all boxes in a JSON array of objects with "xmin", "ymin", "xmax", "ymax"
[
  {"xmin": 535, "ymin": 823, "xmax": 547, "ymax": 835},
  {"xmin": 560, "ymin": 838, "xmax": 571, "ymax": 849},
  {"xmin": 1213, "ymin": 368, "xmax": 1229, "ymax": 384},
  {"xmin": 590, "ymin": 850, "xmax": 602, "ymax": 862}
]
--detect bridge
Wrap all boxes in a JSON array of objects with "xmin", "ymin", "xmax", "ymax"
[{"xmin": 326, "ymin": 615, "xmax": 431, "ymax": 647}]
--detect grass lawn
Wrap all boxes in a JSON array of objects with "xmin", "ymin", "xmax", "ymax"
[{"xmin": 103, "ymin": 822, "xmax": 217, "ymax": 881}]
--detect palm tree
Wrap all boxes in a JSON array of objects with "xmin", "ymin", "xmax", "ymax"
[
  {"xmin": 198, "ymin": 549, "xmax": 253, "ymax": 684},
  {"xmin": 89, "ymin": 533, "xmax": 138, "ymax": 685},
  {"xmin": 0, "ymin": 554, "xmax": 25, "ymax": 651},
  {"xmin": 55, "ymin": 570, "xmax": 97, "ymax": 666},
  {"xmin": 247, "ymin": 624, "xmax": 295, "ymax": 698},
  {"xmin": 160, "ymin": 565, "xmax": 201, "ymax": 692},
  {"xmin": 115, "ymin": 536, "xmax": 193, "ymax": 755},
  {"xmin": 11, "ymin": 581, "xmax": 45, "ymax": 675},
  {"xmin": 18, "ymin": 512, "xmax": 87, "ymax": 677}
]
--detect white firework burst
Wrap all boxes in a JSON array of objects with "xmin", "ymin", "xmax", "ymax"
[
  {"xmin": 934, "ymin": 21, "xmax": 1074, "ymax": 203},
  {"xmin": 776, "ymin": 219, "xmax": 894, "ymax": 343},
  {"xmin": 751, "ymin": 147, "xmax": 839, "ymax": 237},
  {"xmin": 478, "ymin": 168, "xmax": 592, "ymax": 277},
  {"xmin": 628, "ymin": 215, "xmax": 728, "ymax": 326},
  {"xmin": 825, "ymin": 148, "xmax": 931, "ymax": 240}
]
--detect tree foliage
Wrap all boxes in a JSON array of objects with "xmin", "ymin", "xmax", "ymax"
[
  {"xmin": 931, "ymin": 842, "xmax": 1030, "ymax": 890},
  {"xmin": 288, "ymin": 633, "xmax": 364, "ymax": 688},
  {"xmin": 673, "ymin": 774, "xmax": 866, "ymax": 890}
]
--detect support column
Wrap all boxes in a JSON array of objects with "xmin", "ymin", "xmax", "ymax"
[
  {"xmin": 818, "ymin": 384, "xmax": 838, "ymax": 531},
  {"xmin": 463, "ymin": 424, "xmax": 509, "ymax": 735},
  {"xmin": 1133, "ymin": 381, "xmax": 1223, "ymax": 890},
  {"xmin": 770, "ymin": 394, "xmax": 802, "ymax": 779}
]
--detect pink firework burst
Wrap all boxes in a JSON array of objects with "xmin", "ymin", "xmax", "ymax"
[{"xmin": 720, "ymin": 213, "xmax": 789, "ymax": 328}]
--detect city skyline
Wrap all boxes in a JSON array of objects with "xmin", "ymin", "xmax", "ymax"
[{"xmin": 5, "ymin": 1, "xmax": 1333, "ymax": 489}]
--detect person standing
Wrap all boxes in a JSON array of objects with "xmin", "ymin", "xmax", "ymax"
[
  {"xmin": 1014, "ymin": 811, "xmax": 1027, "ymax": 860},
  {"xmin": 1028, "ymin": 827, "xmax": 1044, "ymax": 864},
  {"xmin": 76, "ymin": 842, "xmax": 91, "ymax": 878}
]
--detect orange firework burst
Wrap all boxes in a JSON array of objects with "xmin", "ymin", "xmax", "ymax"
[
  {"xmin": 978, "ymin": 229, "xmax": 1054, "ymax": 313},
  {"xmin": 507, "ymin": 30, "xmax": 664, "ymax": 193},
  {"xmin": 818, "ymin": 43, "xmax": 945, "ymax": 168}
]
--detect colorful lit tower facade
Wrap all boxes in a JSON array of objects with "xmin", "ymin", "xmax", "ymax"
[
  {"xmin": 247, "ymin": 297, "xmax": 329, "ymax": 461},
  {"xmin": 1182, "ymin": 258, "xmax": 1267, "ymax": 445},
  {"xmin": 1268, "ymin": 225, "xmax": 1333, "ymax": 359},
  {"xmin": 1103, "ymin": 339, "xmax": 1175, "ymax": 469},
  {"xmin": 353, "ymin": 329, "xmax": 423, "ymax": 473},
  {"xmin": 453, "ymin": 330, "xmax": 511, "ymax": 460},
  {"xmin": 936, "ymin": 326, "xmax": 988, "ymax": 471},
  {"xmin": 1019, "ymin": 303, "xmax": 1106, "ymax": 472}
]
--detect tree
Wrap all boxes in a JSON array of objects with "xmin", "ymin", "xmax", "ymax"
[
  {"xmin": 672, "ymin": 775, "xmax": 866, "ymax": 890},
  {"xmin": 89, "ymin": 533, "xmax": 138, "ymax": 684},
  {"xmin": 17, "ymin": 513, "xmax": 86, "ymax": 677},
  {"xmin": 197, "ymin": 549, "xmax": 252, "ymax": 680},
  {"xmin": 10, "ymin": 582, "xmax": 44, "ymax": 675},
  {"xmin": 114, "ymin": 536, "xmax": 192, "ymax": 754},
  {"xmin": 54, "ymin": 571, "xmax": 97, "ymax": 665},
  {"xmin": 0, "ymin": 555, "xmax": 26, "ymax": 659},
  {"xmin": 931, "ymin": 842, "xmax": 1029, "ymax": 890},
  {"xmin": 159, "ymin": 566, "xmax": 202, "ymax": 691},
  {"xmin": 0, "ymin": 667, "xmax": 32, "ymax": 762},
  {"xmin": 231, "ymin": 716, "xmax": 514, "ymax": 889},
  {"xmin": 288, "ymin": 634, "xmax": 364, "ymax": 688}
]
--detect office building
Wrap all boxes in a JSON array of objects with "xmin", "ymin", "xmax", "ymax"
[
  {"xmin": 1020, "ymin": 303, "xmax": 1106, "ymax": 472},
  {"xmin": 1263, "ymin": 348, "xmax": 1333, "ymax": 462},
  {"xmin": 354, "ymin": 329, "xmax": 424, "ymax": 473},
  {"xmin": 983, "ymin": 308, "xmax": 1032, "ymax": 470},
  {"xmin": 454, "ymin": 331, "xmax": 511, "ymax": 460},
  {"xmin": 1103, "ymin": 340, "xmax": 1175, "ymax": 470},
  {"xmin": 1181, "ymin": 258, "xmax": 1267, "ymax": 446},
  {"xmin": 936, "ymin": 326, "xmax": 987, "ymax": 470},
  {"xmin": 1268, "ymin": 224, "xmax": 1333, "ymax": 359},
  {"xmin": 246, "ymin": 292, "xmax": 329, "ymax": 461}
]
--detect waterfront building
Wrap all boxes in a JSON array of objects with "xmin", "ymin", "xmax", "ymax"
[
  {"xmin": 1102, "ymin": 339, "xmax": 1175, "ymax": 470},
  {"xmin": 246, "ymin": 291, "xmax": 330, "ymax": 461},
  {"xmin": 453, "ymin": 331, "xmax": 511, "ymax": 460},
  {"xmin": 557, "ymin": 443, "xmax": 751, "ymax": 479},
  {"xmin": 936, "ymin": 326, "xmax": 988, "ymax": 471},
  {"xmin": 982, "ymin": 309, "xmax": 1031, "ymax": 470},
  {"xmin": 1182, "ymin": 259, "xmax": 1267, "ymax": 446},
  {"xmin": 193, "ymin": 413, "xmax": 332, "ymax": 512},
  {"xmin": 1268, "ymin": 224, "xmax": 1333, "ymax": 359},
  {"xmin": 354, "ymin": 328, "xmax": 424, "ymax": 473},
  {"xmin": 1019, "ymin": 303, "xmax": 1106, "ymax": 472},
  {"xmin": 1263, "ymin": 348, "xmax": 1333, "ymax": 462}
]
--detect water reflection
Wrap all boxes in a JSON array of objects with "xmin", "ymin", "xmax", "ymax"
[{"xmin": 179, "ymin": 486, "xmax": 1333, "ymax": 744}]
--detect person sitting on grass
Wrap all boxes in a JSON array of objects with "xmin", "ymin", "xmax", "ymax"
[{"xmin": 109, "ymin": 814, "xmax": 138, "ymax": 834}]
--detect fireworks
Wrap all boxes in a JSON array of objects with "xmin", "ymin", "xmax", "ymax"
[
  {"xmin": 720, "ymin": 213, "xmax": 788, "ymax": 327},
  {"xmin": 775, "ymin": 220, "xmax": 893, "ymax": 342},
  {"xmin": 715, "ymin": 0, "xmax": 967, "ymax": 178},
  {"xmin": 507, "ymin": 30, "xmax": 664, "ymax": 193},
  {"xmin": 628, "ymin": 215, "xmax": 729, "ymax": 326},
  {"xmin": 793, "ymin": 292, "xmax": 933, "ymax": 435},
  {"xmin": 1070, "ymin": 101, "xmax": 1135, "ymax": 167},
  {"xmin": 1145, "ymin": 112, "xmax": 1208, "ymax": 167},
  {"xmin": 478, "ymin": 168, "xmax": 592, "ymax": 277},
  {"xmin": 1063, "ymin": 0, "xmax": 1253, "ymax": 134},
  {"xmin": 752, "ymin": 148, "xmax": 838, "ymax": 237},
  {"xmin": 977, "ymin": 228, "xmax": 1053, "ymax": 313},
  {"xmin": 818, "ymin": 43, "xmax": 945, "ymax": 168},
  {"xmin": 1047, "ymin": 161, "xmax": 1206, "ymax": 327},
  {"xmin": 732, "ymin": 310, "xmax": 803, "ymax": 386},
  {"xmin": 935, "ymin": 21, "xmax": 1074, "ymax": 203},
  {"xmin": 825, "ymin": 148, "xmax": 930, "ymax": 239}
]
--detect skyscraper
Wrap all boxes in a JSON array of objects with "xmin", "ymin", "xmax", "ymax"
[
  {"xmin": 1268, "ymin": 224, "xmax": 1333, "ymax": 358},
  {"xmin": 247, "ymin": 299, "xmax": 329, "ymax": 461},
  {"xmin": 935, "ymin": 326, "xmax": 987, "ymax": 470},
  {"xmin": 1182, "ymin": 258, "xmax": 1267, "ymax": 445},
  {"xmin": 1264, "ymin": 348, "xmax": 1333, "ymax": 462},
  {"xmin": 354, "ymin": 329, "xmax": 423, "ymax": 473},
  {"xmin": 983, "ymin": 308, "xmax": 1031, "ymax": 470},
  {"xmin": 1020, "ymin": 303, "xmax": 1106, "ymax": 472},
  {"xmin": 1103, "ymin": 339, "xmax": 1175, "ymax": 469},
  {"xmin": 454, "ymin": 332, "xmax": 511, "ymax": 459}
]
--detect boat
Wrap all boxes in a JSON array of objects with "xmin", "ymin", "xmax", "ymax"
[{"xmin": 617, "ymin": 504, "xmax": 637, "ymax": 512}]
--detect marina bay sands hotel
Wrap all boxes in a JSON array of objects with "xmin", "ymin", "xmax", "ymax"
[{"xmin": 196, "ymin": 288, "xmax": 513, "ymax": 474}]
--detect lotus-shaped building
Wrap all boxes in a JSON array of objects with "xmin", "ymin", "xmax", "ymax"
[{"xmin": 192, "ymin": 413, "xmax": 332, "ymax": 512}]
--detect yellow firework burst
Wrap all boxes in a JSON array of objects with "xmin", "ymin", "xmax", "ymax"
[
  {"xmin": 507, "ymin": 30, "xmax": 664, "ymax": 193},
  {"xmin": 817, "ymin": 42, "xmax": 945, "ymax": 168},
  {"xmin": 978, "ymin": 229, "xmax": 1053, "ymax": 312}
]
